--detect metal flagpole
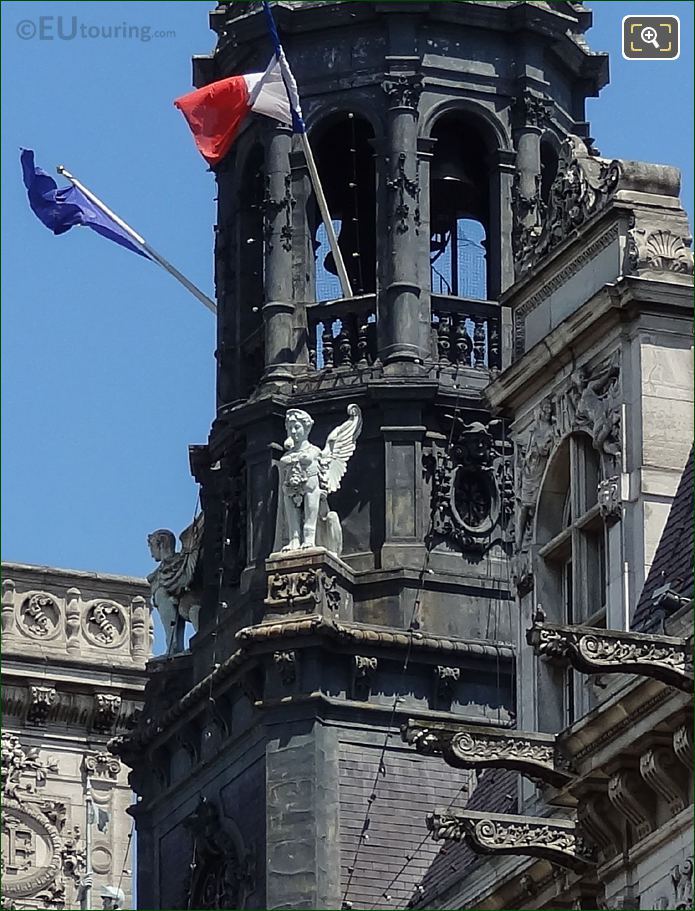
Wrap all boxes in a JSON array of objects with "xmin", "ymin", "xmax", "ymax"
[
  {"xmin": 298, "ymin": 132, "xmax": 354, "ymax": 299},
  {"xmin": 262, "ymin": 0, "xmax": 354, "ymax": 300},
  {"xmin": 56, "ymin": 166, "xmax": 217, "ymax": 315}
]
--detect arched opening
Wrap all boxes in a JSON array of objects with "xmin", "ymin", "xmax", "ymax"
[
  {"xmin": 429, "ymin": 114, "xmax": 490, "ymax": 301},
  {"xmin": 311, "ymin": 113, "xmax": 376, "ymax": 301}
]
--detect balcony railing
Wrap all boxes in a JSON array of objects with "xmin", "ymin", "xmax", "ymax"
[
  {"xmin": 431, "ymin": 295, "xmax": 501, "ymax": 370},
  {"xmin": 307, "ymin": 294, "xmax": 377, "ymax": 370},
  {"xmin": 304, "ymin": 294, "xmax": 501, "ymax": 372}
]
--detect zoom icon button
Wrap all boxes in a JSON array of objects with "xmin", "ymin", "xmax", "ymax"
[{"xmin": 623, "ymin": 15, "xmax": 680, "ymax": 60}]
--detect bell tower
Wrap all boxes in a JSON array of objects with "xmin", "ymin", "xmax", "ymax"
[{"xmin": 116, "ymin": 4, "xmax": 609, "ymax": 909}]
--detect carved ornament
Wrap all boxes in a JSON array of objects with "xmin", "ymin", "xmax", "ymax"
[
  {"xmin": 273, "ymin": 650, "xmax": 297, "ymax": 686},
  {"xmin": 526, "ymin": 613, "xmax": 693, "ymax": 691},
  {"xmin": 627, "ymin": 223, "xmax": 694, "ymax": 275},
  {"xmin": 27, "ymin": 687, "xmax": 58, "ymax": 724},
  {"xmin": 352, "ymin": 655, "xmax": 378, "ymax": 701},
  {"xmin": 513, "ymin": 135, "xmax": 621, "ymax": 275},
  {"xmin": 427, "ymin": 809, "xmax": 595, "ymax": 871},
  {"xmin": 93, "ymin": 694, "xmax": 122, "ymax": 732},
  {"xmin": 265, "ymin": 568, "xmax": 343, "ymax": 616},
  {"xmin": 16, "ymin": 593, "xmax": 61, "ymax": 640},
  {"xmin": 83, "ymin": 600, "xmax": 127, "ymax": 648},
  {"xmin": 382, "ymin": 73, "xmax": 423, "ymax": 110},
  {"xmin": 82, "ymin": 751, "xmax": 121, "ymax": 780},
  {"xmin": 403, "ymin": 720, "xmax": 573, "ymax": 787},
  {"xmin": 598, "ymin": 476, "xmax": 622, "ymax": 521},
  {"xmin": 672, "ymin": 860, "xmax": 694, "ymax": 911},
  {"xmin": 426, "ymin": 418, "xmax": 513, "ymax": 556}
]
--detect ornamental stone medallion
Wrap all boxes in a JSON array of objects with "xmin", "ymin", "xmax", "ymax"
[
  {"xmin": 1, "ymin": 801, "xmax": 62, "ymax": 900},
  {"xmin": 82, "ymin": 600, "xmax": 128, "ymax": 648},
  {"xmin": 17, "ymin": 593, "xmax": 61, "ymax": 641}
]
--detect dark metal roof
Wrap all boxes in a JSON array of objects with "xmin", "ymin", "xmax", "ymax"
[
  {"xmin": 408, "ymin": 768, "xmax": 518, "ymax": 908},
  {"xmin": 632, "ymin": 449, "xmax": 694, "ymax": 632}
]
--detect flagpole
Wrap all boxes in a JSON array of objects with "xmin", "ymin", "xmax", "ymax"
[
  {"xmin": 56, "ymin": 166, "xmax": 217, "ymax": 315},
  {"xmin": 262, "ymin": 0, "xmax": 354, "ymax": 300},
  {"xmin": 298, "ymin": 132, "xmax": 354, "ymax": 299}
]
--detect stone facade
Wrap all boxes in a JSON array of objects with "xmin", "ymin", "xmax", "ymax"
[
  {"xmin": 114, "ymin": 2, "xmax": 691, "ymax": 910},
  {"xmin": 1, "ymin": 562, "xmax": 151, "ymax": 911}
]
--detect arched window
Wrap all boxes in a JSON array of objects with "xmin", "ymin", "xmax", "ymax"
[
  {"xmin": 311, "ymin": 114, "xmax": 376, "ymax": 301},
  {"xmin": 536, "ymin": 433, "xmax": 607, "ymax": 724},
  {"xmin": 429, "ymin": 114, "xmax": 490, "ymax": 301}
]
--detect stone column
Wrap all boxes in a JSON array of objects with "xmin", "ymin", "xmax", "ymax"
[
  {"xmin": 379, "ymin": 70, "xmax": 427, "ymax": 367},
  {"xmin": 488, "ymin": 149, "xmax": 517, "ymax": 298},
  {"xmin": 262, "ymin": 124, "xmax": 298, "ymax": 381}
]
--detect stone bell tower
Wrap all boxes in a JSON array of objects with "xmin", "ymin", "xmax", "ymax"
[{"xmin": 114, "ymin": 3, "xmax": 609, "ymax": 909}]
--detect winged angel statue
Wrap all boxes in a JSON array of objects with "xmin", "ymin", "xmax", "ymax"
[
  {"xmin": 147, "ymin": 513, "xmax": 204, "ymax": 655},
  {"xmin": 275, "ymin": 404, "xmax": 363, "ymax": 557}
]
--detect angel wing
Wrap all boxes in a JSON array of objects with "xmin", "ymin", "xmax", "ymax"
[
  {"xmin": 159, "ymin": 512, "xmax": 205, "ymax": 598},
  {"xmin": 319, "ymin": 404, "xmax": 363, "ymax": 495}
]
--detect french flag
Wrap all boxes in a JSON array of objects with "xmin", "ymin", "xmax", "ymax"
[{"xmin": 174, "ymin": 60, "xmax": 293, "ymax": 166}]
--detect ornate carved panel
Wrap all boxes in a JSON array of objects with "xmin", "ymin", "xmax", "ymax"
[
  {"xmin": 426, "ymin": 418, "xmax": 513, "ymax": 556},
  {"xmin": 427, "ymin": 808, "xmax": 595, "ymax": 871},
  {"xmin": 83, "ymin": 600, "xmax": 128, "ymax": 648}
]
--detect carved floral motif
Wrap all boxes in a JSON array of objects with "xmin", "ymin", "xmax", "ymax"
[
  {"xmin": 526, "ymin": 615, "xmax": 693, "ymax": 691},
  {"xmin": 83, "ymin": 601, "xmax": 127, "ymax": 648},
  {"xmin": 428, "ymin": 811, "xmax": 595, "ymax": 870}
]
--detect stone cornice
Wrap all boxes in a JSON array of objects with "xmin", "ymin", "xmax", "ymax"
[
  {"xmin": 403, "ymin": 719, "xmax": 574, "ymax": 787},
  {"xmin": 526, "ymin": 616, "xmax": 693, "ymax": 692},
  {"xmin": 113, "ymin": 617, "xmax": 514, "ymax": 758},
  {"xmin": 427, "ymin": 809, "xmax": 595, "ymax": 871}
]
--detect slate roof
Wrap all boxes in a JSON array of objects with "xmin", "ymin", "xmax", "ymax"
[
  {"xmin": 408, "ymin": 768, "xmax": 518, "ymax": 909},
  {"xmin": 632, "ymin": 449, "xmax": 694, "ymax": 632}
]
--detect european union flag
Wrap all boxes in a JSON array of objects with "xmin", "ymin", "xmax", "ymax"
[{"xmin": 20, "ymin": 149, "xmax": 149, "ymax": 258}]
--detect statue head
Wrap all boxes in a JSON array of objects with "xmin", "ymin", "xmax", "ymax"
[
  {"xmin": 101, "ymin": 885, "xmax": 125, "ymax": 910},
  {"xmin": 284, "ymin": 409, "xmax": 314, "ymax": 449},
  {"xmin": 147, "ymin": 529, "xmax": 176, "ymax": 562}
]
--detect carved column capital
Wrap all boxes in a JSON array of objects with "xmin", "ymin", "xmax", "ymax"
[{"xmin": 382, "ymin": 73, "xmax": 423, "ymax": 110}]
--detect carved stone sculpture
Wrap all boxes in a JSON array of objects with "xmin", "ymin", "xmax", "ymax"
[
  {"xmin": 516, "ymin": 398, "xmax": 560, "ymax": 558},
  {"xmin": 274, "ymin": 404, "xmax": 362, "ymax": 556},
  {"xmin": 564, "ymin": 358, "xmax": 621, "ymax": 459},
  {"xmin": 147, "ymin": 513, "xmax": 204, "ymax": 655}
]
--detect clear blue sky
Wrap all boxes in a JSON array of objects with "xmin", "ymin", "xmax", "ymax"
[{"xmin": 2, "ymin": 1, "xmax": 693, "ymax": 590}]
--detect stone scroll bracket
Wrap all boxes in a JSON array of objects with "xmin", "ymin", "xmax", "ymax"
[
  {"xmin": 427, "ymin": 808, "xmax": 596, "ymax": 872},
  {"xmin": 526, "ymin": 615, "xmax": 693, "ymax": 692},
  {"xmin": 403, "ymin": 719, "xmax": 574, "ymax": 788}
]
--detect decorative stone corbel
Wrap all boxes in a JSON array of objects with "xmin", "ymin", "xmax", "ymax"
[
  {"xmin": 92, "ymin": 694, "xmax": 122, "ymax": 732},
  {"xmin": 576, "ymin": 782, "xmax": 622, "ymax": 858},
  {"xmin": 607, "ymin": 767, "xmax": 655, "ymax": 841},
  {"xmin": 526, "ymin": 612, "xmax": 693, "ymax": 691},
  {"xmin": 597, "ymin": 477, "xmax": 622, "ymax": 522},
  {"xmin": 673, "ymin": 723, "xmax": 693, "ymax": 770},
  {"xmin": 273, "ymin": 650, "xmax": 296, "ymax": 686},
  {"xmin": 403, "ymin": 720, "xmax": 574, "ymax": 788},
  {"xmin": 427, "ymin": 808, "xmax": 595, "ymax": 871},
  {"xmin": 27, "ymin": 686, "xmax": 58, "ymax": 724},
  {"xmin": 639, "ymin": 744, "xmax": 688, "ymax": 815},
  {"xmin": 352, "ymin": 656, "xmax": 378, "ymax": 701},
  {"xmin": 433, "ymin": 666, "xmax": 460, "ymax": 707}
]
